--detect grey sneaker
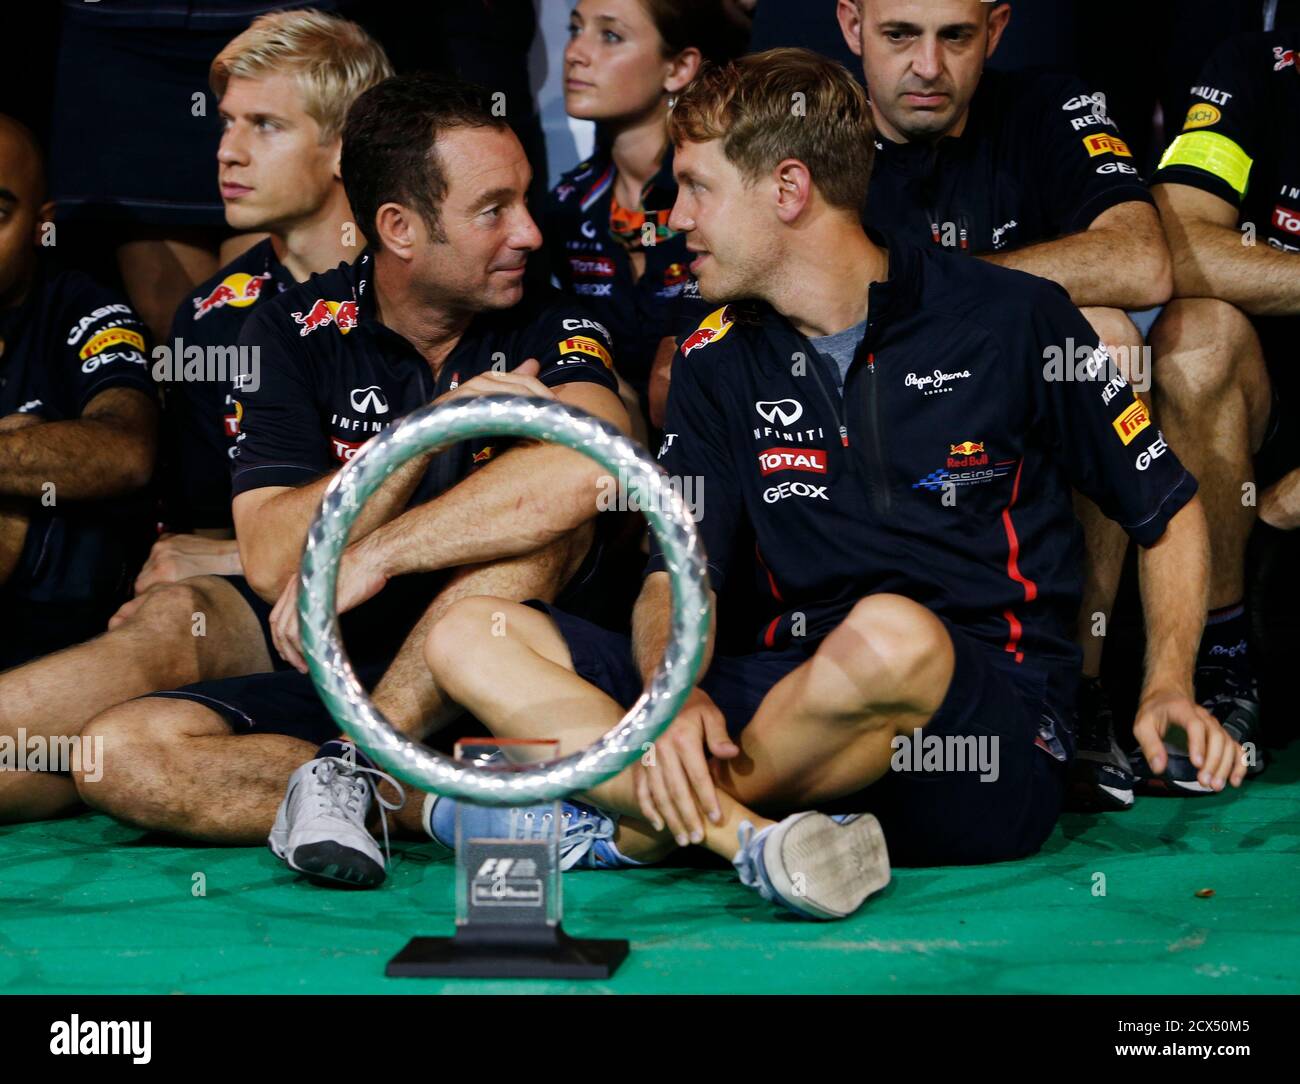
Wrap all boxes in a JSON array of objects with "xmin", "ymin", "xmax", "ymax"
[
  {"xmin": 733, "ymin": 811, "xmax": 891, "ymax": 920},
  {"xmin": 268, "ymin": 756, "xmax": 405, "ymax": 887}
]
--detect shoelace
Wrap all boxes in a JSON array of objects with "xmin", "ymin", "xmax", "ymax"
[
  {"xmin": 731, "ymin": 820, "xmax": 768, "ymax": 896},
  {"xmin": 310, "ymin": 757, "xmax": 407, "ymax": 866},
  {"xmin": 513, "ymin": 806, "xmax": 615, "ymax": 848}
]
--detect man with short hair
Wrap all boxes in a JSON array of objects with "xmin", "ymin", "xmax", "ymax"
[
  {"xmin": 1143, "ymin": 29, "xmax": 1300, "ymax": 789},
  {"xmin": 0, "ymin": 114, "xmax": 157, "ymax": 672},
  {"xmin": 833, "ymin": 0, "xmax": 1178, "ymax": 811},
  {"xmin": 422, "ymin": 49, "xmax": 1241, "ymax": 920},
  {"xmin": 71, "ymin": 75, "xmax": 629, "ymax": 892},
  {"xmin": 0, "ymin": 11, "xmax": 390, "ymax": 823}
]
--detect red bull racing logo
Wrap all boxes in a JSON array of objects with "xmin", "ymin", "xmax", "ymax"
[
  {"xmin": 947, "ymin": 440, "xmax": 988, "ymax": 468},
  {"xmin": 291, "ymin": 298, "xmax": 359, "ymax": 337},
  {"xmin": 193, "ymin": 272, "xmax": 272, "ymax": 320},
  {"xmin": 681, "ymin": 306, "xmax": 735, "ymax": 357}
]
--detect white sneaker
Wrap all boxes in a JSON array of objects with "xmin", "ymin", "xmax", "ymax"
[
  {"xmin": 268, "ymin": 757, "xmax": 404, "ymax": 888},
  {"xmin": 733, "ymin": 811, "xmax": 891, "ymax": 920}
]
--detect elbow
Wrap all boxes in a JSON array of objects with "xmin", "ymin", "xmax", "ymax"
[
  {"xmin": 240, "ymin": 542, "xmax": 290, "ymax": 603},
  {"xmin": 1146, "ymin": 248, "xmax": 1175, "ymax": 309},
  {"xmin": 1132, "ymin": 242, "xmax": 1175, "ymax": 309}
]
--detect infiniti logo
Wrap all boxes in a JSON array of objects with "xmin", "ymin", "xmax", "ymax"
[
  {"xmin": 350, "ymin": 385, "xmax": 389, "ymax": 414},
  {"xmin": 755, "ymin": 399, "xmax": 803, "ymax": 426}
]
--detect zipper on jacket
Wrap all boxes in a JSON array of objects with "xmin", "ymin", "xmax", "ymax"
[
  {"xmin": 863, "ymin": 351, "xmax": 891, "ymax": 516},
  {"xmin": 807, "ymin": 355, "xmax": 850, "ymax": 448}
]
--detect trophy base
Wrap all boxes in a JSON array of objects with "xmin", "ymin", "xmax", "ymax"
[{"xmin": 385, "ymin": 923, "xmax": 629, "ymax": 980}]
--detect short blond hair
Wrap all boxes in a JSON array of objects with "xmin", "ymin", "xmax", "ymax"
[
  {"xmin": 210, "ymin": 9, "xmax": 393, "ymax": 142},
  {"xmin": 669, "ymin": 48, "xmax": 875, "ymax": 212}
]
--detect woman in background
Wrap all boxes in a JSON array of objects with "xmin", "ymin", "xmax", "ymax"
[{"xmin": 548, "ymin": 0, "xmax": 748, "ymax": 434}]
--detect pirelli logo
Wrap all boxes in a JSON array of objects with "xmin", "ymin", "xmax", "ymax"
[
  {"xmin": 558, "ymin": 335, "xmax": 613, "ymax": 369},
  {"xmin": 1113, "ymin": 399, "xmax": 1151, "ymax": 445},
  {"xmin": 78, "ymin": 326, "xmax": 145, "ymax": 360},
  {"xmin": 1084, "ymin": 133, "xmax": 1132, "ymax": 158}
]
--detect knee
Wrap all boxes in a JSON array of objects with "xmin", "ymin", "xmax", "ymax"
[
  {"xmin": 74, "ymin": 702, "xmax": 177, "ymax": 818},
  {"xmin": 120, "ymin": 579, "xmax": 215, "ymax": 655},
  {"xmin": 822, "ymin": 594, "xmax": 952, "ymax": 711},
  {"xmin": 1151, "ymin": 298, "xmax": 1257, "ymax": 403},
  {"xmin": 424, "ymin": 596, "xmax": 516, "ymax": 691}
]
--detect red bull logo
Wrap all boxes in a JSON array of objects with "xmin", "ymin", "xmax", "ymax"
[
  {"xmin": 193, "ymin": 273, "xmax": 272, "ymax": 320},
  {"xmin": 682, "ymin": 306, "xmax": 734, "ymax": 356},
  {"xmin": 947, "ymin": 439, "xmax": 988, "ymax": 468},
  {"xmin": 292, "ymin": 298, "xmax": 359, "ymax": 337}
]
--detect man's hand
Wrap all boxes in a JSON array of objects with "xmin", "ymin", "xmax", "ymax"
[
  {"xmin": 1132, "ymin": 688, "xmax": 1247, "ymax": 792},
  {"xmin": 268, "ymin": 539, "xmax": 390, "ymax": 673},
  {"xmin": 633, "ymin": 687, "xmax": 740, "ymax": 847},
  {"xmin": 134, "ymin": 533, "xmax": 243, "ymax": 595},
  {"xmin": 434, "ymin": 358, "xmax": 553, "ymax": 407}
]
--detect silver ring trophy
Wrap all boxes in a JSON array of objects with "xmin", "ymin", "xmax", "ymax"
[{"xmin": 299, "ymin": 395, "xmax": 711, "ymax": 978}]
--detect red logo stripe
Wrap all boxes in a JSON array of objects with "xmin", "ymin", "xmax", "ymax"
[{"xmin": 999, "ymin": 459, "xmax": 1036, "ymax": 663}]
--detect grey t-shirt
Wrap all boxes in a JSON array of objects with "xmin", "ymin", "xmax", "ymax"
[{"xmin": 809, "ymin": 317, "xmax": 868, "ymax": 395}]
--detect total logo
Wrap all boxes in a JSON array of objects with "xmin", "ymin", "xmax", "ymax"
[
  {"xmin": 1135, "ymin": 432, "xmax": 1168, "ymax": 471},
  {"xmin": 331, "ymin": 436, "xmax": 365, "ymax": 463},
  {"xmin": 193, "ymin": 272, "xmax": 272, "ymax": 320},
  {"xmin": 568, "ymin": 255, "xmax": 614, "ymax": 278},
  {"xmin": 758, "ymin": 446, "xmax": 827, "ymax": 476},
  {"xmin": 291, "ymin": 298, "xmax": 358, "ymax": 337},
  {"xmin": 763, "ymin": 480, "xmax": 829, "ymax": 504},
  {"xmin": 1272, "ymin": 205, "xmax": 1300, "ymax": 237},
  {"xmin": 224, "ymin": 398, "xmax": 243, "ymax": 437},
  {"xmin": 349, "ymin": 385, "xmax": 389, "ymax": 415}
]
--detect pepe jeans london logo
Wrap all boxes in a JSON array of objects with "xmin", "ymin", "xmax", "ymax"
[{"xmin": 904, "ymin": 369, "xmax": 972, "ymax": 397}]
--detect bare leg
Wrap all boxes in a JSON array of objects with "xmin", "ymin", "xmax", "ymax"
[
  {"xmin": 1260, "ymin": 467, "xmax": 1300, "ymax": 529},
  {"xmin": 74, "ymin": 698, "xmax": 315, "ymax": 844},
  {"xmin": 425, "ymin": 596, "xmax": 767, "ymax": 862},
  {"xmin": 712, "ymin": 594, "xmax": 955, "ymax": 810},
  {"xmin": 116, "ymin": 231, "xmax": 220, "ymax": 343},
  {"xmin": 0, "ymin": 575, "xmax": 272, "ymax": 822},
  {"xmin": 1075, "ymin": 307, "xmax": 1146, "ymax": 677},
  {"xmin": 1151, "ymin": 298, "xmax": 1271, "ymax": 608},
  {"xmin": 368, "ymin": 528, "xmax": 594, "ymax": 835}
]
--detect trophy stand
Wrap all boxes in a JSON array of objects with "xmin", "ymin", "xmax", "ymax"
[{"xmin": 386, "ymin": 739, "xmax": 629, "ymax": 979}]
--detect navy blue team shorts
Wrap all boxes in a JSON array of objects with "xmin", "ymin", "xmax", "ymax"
[{"xmin": 526, "ymin": 599, "xmax": 1070, "ymax": 868}]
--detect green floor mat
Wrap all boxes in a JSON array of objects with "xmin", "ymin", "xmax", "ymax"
[{"xmin": 2, "ymin": 747, "xmax": 1298, "ymax": 995}]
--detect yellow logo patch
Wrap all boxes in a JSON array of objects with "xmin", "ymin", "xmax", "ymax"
[
  {"xmin": 1184, "ymin": 102, "xmax": 1222, "ymax": 130},
  {"xmin": 1084, "ymin": 134, "xmax": 1133, "ymax": 158},
  {"xmin": 78, "ymin": 327, "xmax": 145, "ymax": 360},
  {"xmin": 1113, "ymin": 400, "xmax": 1151, "ymax": 445},
  {"xmin": 558, "ymin": 335, "xmax": 613, "ymax": 369}
]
